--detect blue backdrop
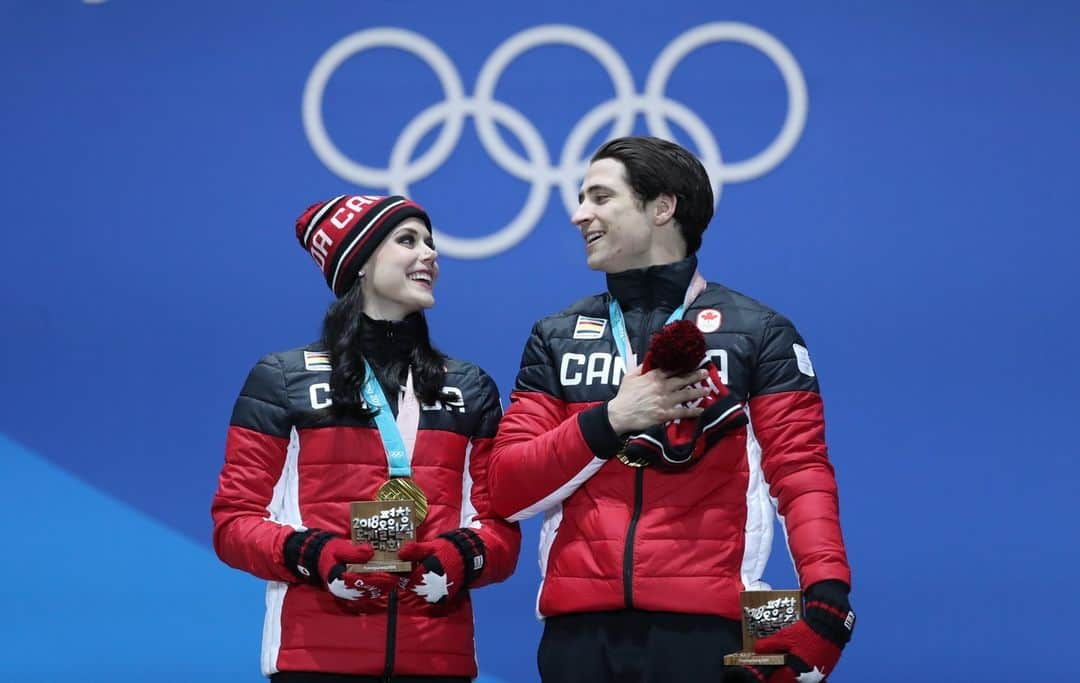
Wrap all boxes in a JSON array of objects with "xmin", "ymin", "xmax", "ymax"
[{"xmin": 2, "ymin": 1, "xmax": 1078, "ymax": 681}]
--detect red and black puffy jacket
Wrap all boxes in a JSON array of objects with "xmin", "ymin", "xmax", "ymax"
[
  {"xmin": 213, "ymin": 347, "xmax": 520, "ymax": 678},
  {"xmin": 491, "ymin": 256, "xmax": 849, "ymax": 620}
]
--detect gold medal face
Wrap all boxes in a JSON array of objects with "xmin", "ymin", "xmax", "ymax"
[
  {"xmin": 615, "ymin": 449, "xmax": 651, "ymax": 468},
  {"xmin": 376, "ymin": 477, "xmax": 429, "ymax": 525}
]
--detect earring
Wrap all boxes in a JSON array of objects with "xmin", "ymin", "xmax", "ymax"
[{"xmin": 357, "ymin": 270, "xmax": 365, "ymax": 278}]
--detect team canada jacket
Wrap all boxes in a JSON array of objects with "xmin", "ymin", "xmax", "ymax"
[
  {"xmin": 212, "ymin": 346, "xmax": 520, "ymax": 678},
  {"xmin": 490, "ymin": 256, "xmax": 850, "ymax": 620}
]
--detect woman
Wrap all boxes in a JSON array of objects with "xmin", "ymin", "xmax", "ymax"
[{"xmin": 212, "ymin": 194, "xmax": 520, "ymax": 682}]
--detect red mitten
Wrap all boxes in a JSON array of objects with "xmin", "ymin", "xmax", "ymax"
[
  {"xmin": 727, "ymin": 581, "xmax": 855, "ymax": 683},
  {"xmin": 398, "ymin": 528, "xmax": 486, "ymax": 604},
  {"xmin": 752, "ymin": 621, "xmax": 839, "ymax": 682},
  {"xmin": 283, "ymin": 528, "xmax": 395, "ymax": 608}
]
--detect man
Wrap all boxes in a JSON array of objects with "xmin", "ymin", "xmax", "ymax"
[{"xmin": 490, "ymin": 136, "xmax": 854, "ymax": 683}]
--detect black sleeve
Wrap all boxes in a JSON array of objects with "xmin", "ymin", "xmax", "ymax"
[
  {"xmin": 474, "ymin": 369, "xmax": 503, "ymax": 439},
  {"xmin": 229, "ymin": 354, "xmax": 291, "ymax": 438},
  {"xmin": 751, "ymin": 312, "xmax": 821, "ymax": 398},
  {"xmin": 513, "ymin": 321, "xmax": 563, "ymax": 397}
]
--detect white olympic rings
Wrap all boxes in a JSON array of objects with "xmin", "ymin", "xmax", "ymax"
[{"xmin": 302, "ymin": 23, "xmax": 807, "ymax": 259}]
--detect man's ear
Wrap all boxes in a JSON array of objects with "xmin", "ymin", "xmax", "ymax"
[{"xmin": 652, "ymin": 193, "xmax": 677, "ymax": 225}]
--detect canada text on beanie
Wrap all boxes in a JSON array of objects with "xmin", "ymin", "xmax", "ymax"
[{"xmin": 295, "ymin": 194, "xmax": 431, "ymax": 297}]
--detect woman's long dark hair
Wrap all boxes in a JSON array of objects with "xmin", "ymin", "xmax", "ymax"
[{"xmin": 320, "ymin": 281, "xmax": 448, "ymax": 417}]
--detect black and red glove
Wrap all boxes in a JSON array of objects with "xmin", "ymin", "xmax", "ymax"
[
  {"xmin": 283, "ymin": 528, "xmax": 396, "ymax": 607},
  {"xmin": 622, "ymin": 321, "xmax": 746, "ymax": 470},
  {"xmin": 725, "ymin": 581, "xmax": 856, "ymax": 683},
  {"xmin": 398, "ymin": 528, "xmax": 486, "ymax": 605}
]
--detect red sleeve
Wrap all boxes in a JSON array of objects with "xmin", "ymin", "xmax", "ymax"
[
  {"xmin": 751, "ymin": 314, "xmax": 851, "ymax": 590},
  {"xmin": 750, "ymin": 391, "xmax": 850, "ymax": 589},
  {"xmin": 459, "ymin": 373, "xmax": 521, "ymax": 586},
  {"xmin": 490, "ymin": 322, "xmax": 622, "ymax": 521},
  {"xmin": 210, "ymin": 355, "xmax": 298, "ymax": 583},
  {"xmin": 462, "ymin": 435, "xmax": 521, "ymax": 587},
  {"xmin": 491, "ymin": 389, "xmax": 609, "ymax": 522}
]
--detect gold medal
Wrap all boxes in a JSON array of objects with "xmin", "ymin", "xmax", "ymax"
[
  {"xmin": 376, "ymin": 477, "xmax": 429, "ymax": 525},
  {"xmin": 615, "ymin": 448, "xmax": 651, "ymax": 468}
]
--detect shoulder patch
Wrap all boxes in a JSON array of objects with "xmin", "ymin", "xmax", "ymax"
[
  {"xmin": 696, "ymin": 308, "xmax": 722, "ymax": 333},
  {"xmin": 304, "ymin": 351, "xmax": 331, "ymax": 371},
  {"xmin": 792, "ymin": 343, "xmax": 815, "ymax": 377},
  {"xmin": 573, "ymin": 315, "xmax": 608, "ymax": 340}
]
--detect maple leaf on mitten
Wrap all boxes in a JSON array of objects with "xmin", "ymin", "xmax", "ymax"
[
  {"xmin": 398, "ymin": 528, "xmax": 486, "ymax": 604},
  {"xmin": 745, "ymin": 581, "xmax": 856, "ymax": 683},
  {"xmin": 283, "ymin": 528, "xmax": 394, "ymax": 610}
]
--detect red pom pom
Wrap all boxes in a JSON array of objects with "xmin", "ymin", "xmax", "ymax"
[{"xmin": 644, "ymin": 320, "xmax": 705, "ymax": 374}]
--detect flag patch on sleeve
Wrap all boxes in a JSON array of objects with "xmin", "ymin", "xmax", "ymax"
[
  {"xmin": 573, "ymin": 315, "xmax": 608, "ymax": 340},
  {"xmin": 304, "ymin": 351, "xmax": 332, "ymax": 371}
]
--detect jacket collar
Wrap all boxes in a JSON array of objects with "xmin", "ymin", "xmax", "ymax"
[
  {"xmin": 358, "ymin": 312, "xmax": 422, "ymax": 367},
  {"xmin": 606, "ymin": 255, "xmax": 698, "ymax": 312}
]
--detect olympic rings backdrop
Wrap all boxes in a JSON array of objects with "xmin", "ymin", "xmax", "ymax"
[{"xmin": 3, "ymin": 2, "xmax": 1079, "ymax": 681}]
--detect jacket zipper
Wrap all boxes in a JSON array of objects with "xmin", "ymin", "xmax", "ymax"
[
  {"xmin": 621, "ymin": 309, "xmax": 657, "ymax": 609},
  {"xmin": 381, "ymin": 589, "xmax": 399, "ymax": 682},
  {"xmin": 623, "ymin": 467, "xmax": 645, "ymax": 608}
]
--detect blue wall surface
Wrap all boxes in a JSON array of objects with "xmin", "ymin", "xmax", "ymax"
[{"xmin": 2, "ymin": 1, "xmax": 1079, "ymax": 681}]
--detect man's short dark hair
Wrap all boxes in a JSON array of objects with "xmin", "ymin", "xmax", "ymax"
[{"xmin": 591, "ymin": 136, "xmax": 714, "ymax": 255}]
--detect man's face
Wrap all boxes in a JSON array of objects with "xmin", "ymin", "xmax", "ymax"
[{"xmin": 572, "ymin": 158, "xmax": 656, "ymax": 273}]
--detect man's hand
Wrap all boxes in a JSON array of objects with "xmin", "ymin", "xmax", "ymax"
[
  {"xmin": 621, "ymin": 360, "xmax": 746, "ymax": 470},
  {"xmin": 724, "ymin": 581, "xmax": 855, "ymax": 683},
  {"xmin": 607, "ymin": 367, "xmax": 710, "ymax": 435}
]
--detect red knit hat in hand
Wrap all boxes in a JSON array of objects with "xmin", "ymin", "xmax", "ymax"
[{"xmin": 622, "ymin": 320, "xmax": 747, "ymax": 470}]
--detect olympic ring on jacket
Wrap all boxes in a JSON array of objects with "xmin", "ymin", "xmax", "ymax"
[{"xmin": 302, "ymin": 23, "xmax": 807, "ymax": 259}]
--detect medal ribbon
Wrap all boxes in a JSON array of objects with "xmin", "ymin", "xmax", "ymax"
[
  {"xmin": 361, "ymin": 360, "xmax": 420, "ymax": 478},
  {"xmin": 608, "ymin": 270, "xmax": 707, "ymax": 370}
]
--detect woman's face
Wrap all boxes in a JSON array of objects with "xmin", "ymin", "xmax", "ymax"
[{"xmin": 359, "ymin": 218, "xmax": 438, "ymax": 320}]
